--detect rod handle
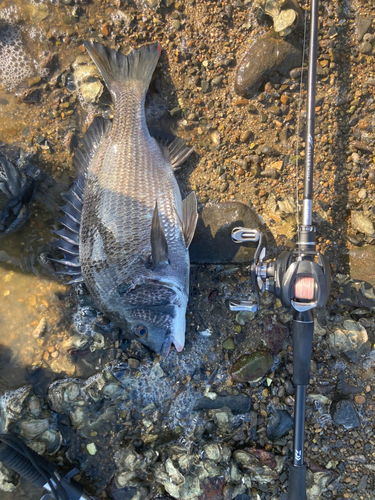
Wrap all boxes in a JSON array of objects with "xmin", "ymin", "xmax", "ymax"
[
  {"xmin": 288, "ymin": 463, "xmax": 306, "ymax": 500},
  {"xmin": 0, "ymin": 440, "xmax": 54, "ymax": 488},
  {"xmin": 292, "ymin": 317, "xmax": 314, "ymax": 386}
]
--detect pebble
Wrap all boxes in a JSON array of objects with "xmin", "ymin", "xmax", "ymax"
[
  {"xmin": 222, "ymin": 338, "xmax": 235, "ymax": 350},
  {"xmin": 33, "ymin": 318, "xmax": 47, "ymax": 338},
  {"xmin": 86, "ymin": 443, "xmax": 97, "ymax": 455},
  {"xmin": 231, "ymin": 350, "xmax": 274, "ymax": 383},
  {"xmin": 354, "ymin": 395, "xmax": 366, "ymax": 405},
  {"xmin": 234, "ymin": 35, "xmax": 301, "ymax": 97},
  {"xmin": 359, "ymin": 41, "xmax": 373, "ymax": 54},
  {"xmin": 351, "ymin": 211, "xmax": 374, "ymax": 236},
  {"xmin": 266, "ymin": 408, "xmax": 293, "ymax": 441},
  {"xmin": 331, "ymin": 400, "xmax": 360, "ymax": 429},
  {"xmin": 128, "ymin": 358, "xmax": 140, "ymax": 369}
]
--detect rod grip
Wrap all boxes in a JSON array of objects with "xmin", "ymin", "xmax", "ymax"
[
  {"xmin": 292, "ymin": 318, "xmax": 314, "ymax": 386},
  {"xmin": 0, "ymin": 441, "xmax": 54, "ymax": 488},
  {"xmin": 288, "ymin": 463, "xmax": 306, "ymax": 500}
]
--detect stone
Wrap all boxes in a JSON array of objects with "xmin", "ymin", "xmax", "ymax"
[
  {"xmin": 350, "ymin": 246, "xmax": 375, "ymax": 288},
  {"xmin": 19, "ymin": 418, "xmax": 50, "ymax": 439},
  {"xmin": 231, "ymin": 350, "xmax": 274, "ymax": 383},
  {"xmin": 128, "ymin": 358, "xmax": 140, "ymax": 369},
  {"xmin": 331, "ymin": 399, "xmax": 360, "ymax": 429},
  {"xmin": 0, "ymin": 463, "xmax": 19, "ymax": 492},
  {"xmin": 203, "ymin": 444, "xmax": 221, "ymax": 462},
  {"xmin": 222, "ymin": 338, "xmax": 235, "ymax": 350},
  {"xmin": 189, "ymin": 201, "xmax": 271, "ymax": 264},
  {"xmin": 87, "ymin": 442, "xmax": 97, "ymax": 455},
  {"xmin": 351, "ymin": 211, "xmax": 374, "ymax": 236},
  {"xmin": 234, "ymin": 34, "xmax": 301, "ymax": 97},
  {"xmin": 266, "ymin": 408, "xmax": 293, "ymax": 440},
  {"xmin": 356, "ymin": 15, "xmax": 372, "ymax": 42},
  {"xmin": 193, "ymin": 395, "xmax": 251, "ymax": 414},
  {"xmin": 328, "ymin": 320, "xmax": 368, "ymax": 355},
  {"xmin": 359, "ymin": 41, "xmax": 373, "ymax": 55},
  {"xmin": 263, "ymin": 315, "xmax": 289, "ymax": 354}
]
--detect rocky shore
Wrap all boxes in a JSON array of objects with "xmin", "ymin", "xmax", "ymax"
[{"xmin": 0, "ymin": 0, "xmax": 375, "ymax": 499}]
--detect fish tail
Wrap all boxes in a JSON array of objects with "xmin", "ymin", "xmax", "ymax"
[{"xmin": 84, "ymin": 41, "xmax": 161, "ymax": 94}]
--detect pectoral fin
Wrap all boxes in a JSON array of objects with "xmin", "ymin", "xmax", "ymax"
[
  {"xmin": 176, "ymin": 192, "xmax": 198, "ymax": 248},
  {"xmin": 151, "ymin": 201, "xmax": 169, "ymax": 269}
]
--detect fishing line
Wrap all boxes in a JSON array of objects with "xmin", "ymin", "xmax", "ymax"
[{"xmin": 295, "ymin": 0, "xmax": 309, "ymax": 229}]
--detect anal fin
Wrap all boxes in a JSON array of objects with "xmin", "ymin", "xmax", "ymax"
[{"xmin": 151, "ymin": 201, "xmax": 169, "ymax": 270}]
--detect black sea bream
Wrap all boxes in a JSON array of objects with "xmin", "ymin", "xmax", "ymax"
[{"xmin": 51, "ymin": 42, "xmax": 197, "ymax": 355}]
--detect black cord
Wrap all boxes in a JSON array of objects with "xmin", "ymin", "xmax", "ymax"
[{"xmin": 0, "ymin": 434, "xmax": 69, "ymax": 500}]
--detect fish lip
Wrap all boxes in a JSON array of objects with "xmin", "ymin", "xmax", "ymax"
[
  {"xmin": 172, "ymin": 338, "xmax": 184, "ymax": 352},
  {"xmin": 160, "ymin": 336, "xmax": 184, "ymax": 356},
  {"xmin": 160, "ymin": 337, "xmax": 172, "ymax": 357}
]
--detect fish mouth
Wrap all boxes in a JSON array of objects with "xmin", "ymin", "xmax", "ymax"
[{"xmin": 160, "ymin": 336, "xmax": 184, "ymax": 357}]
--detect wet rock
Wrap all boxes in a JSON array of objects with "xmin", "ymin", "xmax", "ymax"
[
  {"xmin": 351, "ymin": 211, "xmax": 374, "ymax": 236},
  {"xmin": 19, "ymin": 418, "xmax": 49, "ymax": 439},
  {"xmin": 199, "ymin": 476, "xmax": 225, "ymax": 499},
  {"xmin": 254, "ymin": 0, "xmax": 301, "ymax": 36},
  {"xmin": 213, "ymin": 408, "xmax": 234, "ymax": 431},
  {"xmin": 331, "ymin": 399, "xmax": 360, "ymax": 429},
  {"xmin": 202, "ymin": 444, "xmax": 221, "ymax": 462},
  {"xmin": 359, "ymin": 41, "xmax": 373, "ymax": 55},
  {"xmin": 47, "ymin": 369, "xmax": 122, "ymax": 429},
  {"xmin": 278, "ymin": 195, "xmax": 296, "ymax": 214},
  {"xmin": 328, "ymin": 320, "xmax": 368, "ymax": 355},
  {"xmin": 260, "ymin": 167, "xmax": 279, "ymax": 179},
  {"xmin": 306, "ymin": 470, "xmax": 339, "ymax": 500},
  {"xmin": 190, "ymin": 201, "xmax": 269, "ymax": 264},
  {"xmin": 73, "ymin": 55, "xmax": 104, "ymax": 104},
  {"xmin": 32, "ymin": 317, "xmax": 47, "ymax": 338},
  {"xmin": 233, "ymin": 449, "xmax": 279, "ymax": 484},
  {"xmin": 14, "ymin": 84, "xmax": 42, "ymax": 103},
  {"xmin": 350, "ymin": 246, "xmax": 375, "ymax": 287},
  {"xmin": 263, "ymin": 316, "xmax": 289, "ymax": 354},
  {"xmin": 234, "ymin": 34, "xmax": 301, "ymax": 97},
  {"xmin": 222, "ymin": 338, "xmax": 235, "ymax": 350},
  {"xmin": 231, "ymin": 350, "xmax": 274, "ymax": 383},
  {"xmin": 236, "ymin": 310, "xmax": 256, "ymax": 325},
  {"xmin": 0, "ymin": 463, "xmax": 19, "ymax": 492},
  {"xmin": 193, "ymin": 395, "xmax": 251, "ymax": 414},
  {"xmin": 266, "ymin": 408, "xmax": 293, "ymax": 440}
]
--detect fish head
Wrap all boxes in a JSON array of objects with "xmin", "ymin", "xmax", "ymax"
[{"xmin": 119, "ymin": 281, "xmax": 187, "ymax": 356}]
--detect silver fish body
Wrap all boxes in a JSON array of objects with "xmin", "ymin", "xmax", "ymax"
[{"xmin": 53, "ymin": 42, "xmax": 197, "ymax": 355}]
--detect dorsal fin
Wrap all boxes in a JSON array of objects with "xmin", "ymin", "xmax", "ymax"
[
  {"xmin": 168, "ymin": 137, "xmax": 194, "ymax": 170},
  {"xmin": 151, "ymin": 201, "xmax": 168, "ymax": 270},
  {"xmin": 73, "ymin": 116, "xmax": 112, "ymax": 184},
  {"xmin": 176, "ymin": 192, "xmax": 198, "ymax": 248}
]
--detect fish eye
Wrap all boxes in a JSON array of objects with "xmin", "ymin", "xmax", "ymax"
[{"xmin": 135, "ymin": 325, "xmax": 148, "ymax": 338}]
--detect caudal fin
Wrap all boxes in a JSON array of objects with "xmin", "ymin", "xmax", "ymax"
[{"xmin": 84, "ymin": 41, "xmax": 161, "ymax": 95}]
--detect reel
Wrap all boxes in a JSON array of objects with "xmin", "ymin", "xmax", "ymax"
[{"xmin": 229, "ymin": 227, "xmax": 331, "ymax": 313}]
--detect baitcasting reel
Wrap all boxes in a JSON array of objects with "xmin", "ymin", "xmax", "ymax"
[{"xmin": 229, "ymin": 227, "xmax": 331, "ymax": 313}]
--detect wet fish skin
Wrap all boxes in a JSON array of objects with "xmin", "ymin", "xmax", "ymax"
[
  {"xmin": 75, "ymin": 41, "xmax": 197, "ymax": 355},
  {"xmin": 0, "ymin": 154, "xmax": 37, "ymax": 235}
]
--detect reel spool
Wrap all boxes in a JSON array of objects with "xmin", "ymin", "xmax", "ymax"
[{"xmin": 230, "ymin": 228, "xmax": 331, "ymax": 313}]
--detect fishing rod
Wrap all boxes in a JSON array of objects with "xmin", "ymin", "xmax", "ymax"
[
  {"xmin": 229, "ymin": 0, "xmax": 331, "ymax": 498},
  {"xmin": 0, "ymin": 434, "xmax": 94, "ymax": 500}
]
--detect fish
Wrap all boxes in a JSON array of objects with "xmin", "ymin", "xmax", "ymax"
[
  {"xmin": 0, "ymin": 154, "xmax": 37, "ymax": 235},
  {"xmin": 50, "ymin": 41, "xmax": 197, "ymax": 356}
]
